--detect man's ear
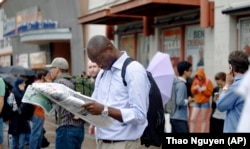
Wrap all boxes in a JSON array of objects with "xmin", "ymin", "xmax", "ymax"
[{"xmin": 107, "ymin": 44, "xmax": 113, "ymax": 51}]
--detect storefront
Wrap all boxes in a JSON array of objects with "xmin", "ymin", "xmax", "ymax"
[
  {"xmin": 78, "ymin": 0, "xmax": 213, "ymax": 73},
  {"xmin": 0, "ymin": 9, "xmax": 13, "ymax": 66},
  {"xmin": 222, "ymin": 1, "xmax": 250, "ymax": 60}
]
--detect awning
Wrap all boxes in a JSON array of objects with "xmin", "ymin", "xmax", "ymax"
[
  {"xmin": 78, "ymin": 0, "xmax": 200, "ymax": 25},
  {"xmin": 0, "ymin": 0, "xmax": 7, "ymax": 7},
  {"xmin": 19, "ymin": 28, "xmax": 72, "ymax": 44},
  {"xmin": 77, "ymin": 0, "xmax": 209, "ymax": 35},
  {"xmin": 222, "ymin": 2, "xmax": 250, "ymax": 15},
  {"xmin": 77, "ymin": 9, "xmax": 142, "ymax": 25},
  {"xmin": 110, "ymin": 0, "xmax": 200, "ymax": 17}
]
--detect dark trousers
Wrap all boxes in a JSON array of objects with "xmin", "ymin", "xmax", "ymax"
[
  {"xmin": 209, "ymin": 117, "xmax": 224, "ymax": 133},
  {"xmin": 170, "ymin": 119, "xmax": 189, "ymax": 133}
]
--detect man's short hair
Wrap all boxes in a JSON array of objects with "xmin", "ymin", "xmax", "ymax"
[
  {"xmin": 177, "ymin": 61, "xmax": 192, "ymax": 76},
  {"xmin": 228, "ymin": 51, "xmax": 249, "ymax": 73}
]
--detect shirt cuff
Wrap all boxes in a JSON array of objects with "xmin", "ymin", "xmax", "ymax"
[
  {"xmin": 120, "ymin": 109, "xmax": 135, "ymax": 123},
  {"xmin": 184, "ymin": 99, "xmax": 188, "ymax": 106}
]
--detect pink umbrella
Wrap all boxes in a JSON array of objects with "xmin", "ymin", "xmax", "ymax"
[{"xmin": 147, "ymin": 52, "xmax": 175, "ymax": 105}]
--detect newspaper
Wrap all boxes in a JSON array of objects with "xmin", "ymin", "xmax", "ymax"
[
  {"xmin": 22, "ymin": 83, "xmax": 113, "ymax": 128},
  {"xmin": 22, "ymin": 86, "xmax": 54, "ymax": 115}
]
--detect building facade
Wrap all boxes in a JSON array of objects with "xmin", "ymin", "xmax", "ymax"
[
  {"xmin": 78, "ymin": 0, "xmax": 250, "ymax": 81},
  {"xmin": 1, "ymin": 0, "xmax": 250, "ymax": 79},
  {"xmin": 0, "ymin": 0, "xmax": 86, "ymax": 75}
]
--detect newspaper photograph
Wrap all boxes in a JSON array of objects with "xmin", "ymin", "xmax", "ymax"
[
  {"xmin": 22, "ymin": 83, "xmax": 113, "ymax": 128},
  {"xmin": 22, "ymin": 86, "xmax": 54, "ymax": 114}
]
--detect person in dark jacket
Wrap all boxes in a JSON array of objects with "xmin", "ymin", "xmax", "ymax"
[{"xmin": 8, "ymin": 78, "xmax": 30, "ymax": 149}]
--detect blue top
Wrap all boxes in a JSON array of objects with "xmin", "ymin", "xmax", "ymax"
[
  {"xmin": 170, "ymin": 77, "xmax": 189, "ymax": 121},
  {"xmin": 92, "ymin": 51, "xmax": 150, "ymax": 140},
  {"xmin": 216, "ymin": 75, "xmax": 245, "ymax": 132}
]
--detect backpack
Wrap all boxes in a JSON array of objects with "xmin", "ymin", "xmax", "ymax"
[
  {"xmin": 122, "ymin": 57, "xmax": 165, "ymax": 148},
  {"xmin": 61, "ymin": 74, "xmax": 94, "ymax": 97},
  {"xmin": 165, "ymin": 77, "xmax": 183, "ymax": 116}
]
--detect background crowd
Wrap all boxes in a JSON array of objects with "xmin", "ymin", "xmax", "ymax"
[{"xmin": 0, "ymin": 35, "xmax": 249, "ymax": 149}]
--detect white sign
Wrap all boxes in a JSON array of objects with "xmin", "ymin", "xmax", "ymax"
[
  {"xmin": 16, "ymin": 53, "xmax": 29, "ymax": 68},
  {"xmin": 3, "ymin": 17, "xmax": 16, "ymax": 37},
  {"xmin": 29, "ymin": 51, "xmax": 46, "ymax": 68},
  {"xmin": 185, "ymin": 25, "xmax": 204, "ymax": 72}
]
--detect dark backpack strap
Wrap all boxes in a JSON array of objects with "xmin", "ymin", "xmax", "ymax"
[
  {"xmin": 121, "ymin": 57, "xmax": 134, "ymax": 86},
  {"xmin": 100, "ymin": 71, "xmax": 105, "ymax": 78}
]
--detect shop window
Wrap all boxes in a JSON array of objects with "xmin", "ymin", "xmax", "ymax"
[
  {"xmin": 119, "ymin": 33, "xmax": 148, "ymax": 67},
  {"xmin": 239, "ymin": 17, "xmax": 250, "ymax": 58},
  {"xmin": 185, "ymin": 24, "xmax": 204, "ymax": 74},
  {"xmin": 120, "ymin": 34, "xmax": 136, "ymax": 59},
  {"xmin": 137, "ymin": 33, "xmax": 148, "ymax": 67},
  {"xmin": 161, "ymin": 28, "xmax": 182, "ymax": 75}
]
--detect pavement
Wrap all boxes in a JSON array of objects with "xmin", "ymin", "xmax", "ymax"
[
  {"xmin": 2, "ymin": 115, "xmax": 97, "ymax": 149},
  {"xmin": 2, "ymin": 115, "xmax": 162, "ymax": 149},
  {"xmin": 2, "ymin": 106, "xmax": 211, "ymax": 149}
]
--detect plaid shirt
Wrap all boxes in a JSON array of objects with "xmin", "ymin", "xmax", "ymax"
[{"xmin": 54, "ymin": 74, "xmax": 85, "ymax": 127}]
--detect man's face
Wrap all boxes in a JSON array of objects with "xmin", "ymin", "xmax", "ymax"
[
  {"xmin": 45, "ymin": 73, "xmax": 52, "ymax": 82},
  {"xmin": 18, "ymin": 81, "xmax": 26, "ymax": 91},
  {"xmin": 186, "ymin": 67, "xmax": 193, "ymax": 78},
  {"xmin": 87, "ymin": 45, "xmax": 113, "ymax": 70},
  {"xmin": 87, "ymin": 61, "xmax": 100, "ymax": 78},
  {"xmin": 244, "ymin": 44, "xmax": 250, "ymax": 56},
  {"xmin": 49, "ymin": 67, "xmax": 59, "ymax": 81}
]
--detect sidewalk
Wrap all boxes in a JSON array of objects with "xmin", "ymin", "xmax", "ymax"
[
  {"xmin": 2, "ymin": 107, "xmax": 212, "ymax": 148},
  {"xmin": 2, "ymin": 115, "xmax": 97, "ymax": 149}
]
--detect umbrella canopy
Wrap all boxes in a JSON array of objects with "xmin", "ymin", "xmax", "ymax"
[
  {"xmin": 0, "ymin": 65, "xmax": 35, "ymax": 76},
  {"xmin": 147, "ymin": 52, "xmax": 175, "ymax": 105},
  {"xmin": 0, "ymin": 66, "xmax": 11, "ymax": 73},
  {"xmin": 0, "ymin": 73, "xmax": 17, "ymax": 87}
]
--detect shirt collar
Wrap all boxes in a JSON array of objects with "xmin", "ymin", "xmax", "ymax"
[
  {"xmin": 111, "ymin": 51, "xmax": 129, "ymax": 72},
  {"xmin": 177, "ymin": 76, "xmax": 187, "ymax": 83},
  {"xmin": 234, "ymin": 74, "xmax": 244, "ymax": 81}
]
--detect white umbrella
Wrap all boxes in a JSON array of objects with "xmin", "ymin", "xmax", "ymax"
[{"xmin": 147, "ymin": 52, "xmax": 175, "ymax": 105}]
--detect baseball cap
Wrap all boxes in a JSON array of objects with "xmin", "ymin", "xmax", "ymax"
[{"xmin": 46, "ymin": 57, "xmax": 69, "ymax": 70}]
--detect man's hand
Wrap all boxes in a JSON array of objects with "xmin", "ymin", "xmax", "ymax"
[
  {"xmin": 188, "ymin": 96, "xmax": 194, "ymax": 104},
  {"xmin": 225, "ymin": 67, "xmax": 234, "ymax": 87},
  {"xmin": 82, "ymin": 101, "xmax": 104, "ymax": 115},
  {"xmin": 82, "ymin": 102, "xmax": 123, "ymax": 122},
  {"xmin": 72, "ymin": 115, "xmax": 80, "ymax": 120},
  {"xmin": 88, "ymin": 124, "xmax": 95, "ymax": 136}
]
